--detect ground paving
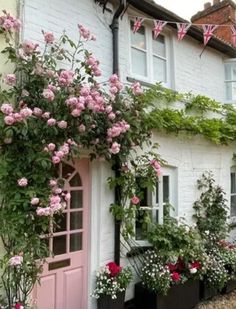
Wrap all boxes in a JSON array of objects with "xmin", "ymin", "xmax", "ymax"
[{"xmin": 196, "ymin": 290, "xmax": 236, "ymax": 308}]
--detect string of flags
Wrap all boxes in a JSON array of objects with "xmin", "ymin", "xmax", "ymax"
[{"xmin": 132, "ymin": 16, "xmax": 236, "ymax": 46}]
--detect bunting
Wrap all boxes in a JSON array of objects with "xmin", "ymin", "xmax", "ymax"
[
  {"xmin": 177, "ymin": 23, "xmax": 191, "ymax": 41},
  {"xmin": 202, "ymin": 24, "xmax": 218, "ymax": 45},
  {"xmin": 153, "ymin": 20, "xmax": 167, "ymax": 39},
  {"xmin": 132, "ymin": 17, "xmax": 144, "ymax": 34},
  {"xmin": 231, "ymin": 25, "xmax": 236, "ymax": 46}
]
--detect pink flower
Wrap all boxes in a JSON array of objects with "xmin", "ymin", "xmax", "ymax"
[
  {"xmin": 71, "ymin": 109, "xmax": 81, "ymax": 117},
  {"xmin": 59, "ymin": 70, "xmax": 74, "ymax": 86},
  {"xmin": 9, "ymin": 255, "xmax": 23, "ymax": 267},
  {"xmin": 17, "ymin": 177, "xmax": 28, "ymax": 187},
  {"xmin": 22, "ymin": 40, "xmax": 38, "ymax": 54},
  {"xmin": 33, "ymin": 107, "xmax": 43, "ymax": 117},
  {"xmin": 47, "ymin": 118, "xmax": 56, "ymax": 126},
  {"xmin": 65, "ymin": 193, "xmax": 71, "ymax": 201},
  {"xmin": 31, "ymin": 197, "xmax": 39, "ymax": 205},
  {"xmin": 43, "ymin": 31, "xmax": 55, "ymax": 44},
  {"xmin": 1, "ymin": 103, "xmax": 13, "ymax": 115},
  {"xmin": 13, "ymin": 113, "xmax": 23, "ymax": 122},
  {"xmin": 53, "ymin": 188, "xmax": 62, "ymax": 194},
  {"xmin": 49, "ymin": 179, "xmax": 57, "ymax": 187},
  {"xmin": 20, "ymin": 107, "xmax": 32, "ymax": 118},
  {"xmin": 131, "ymin": 196, "xmax": 140, "ymax": 205},
  {"xmin": 79, "ymin": 124, "xmax": 86, "ymax": 133},
  {"xmin": 50, "ymin": 195, "xmax": 61, "ymax": 205},
  {"xmin": 42, "ymin": 112, "xmax": 50, "ymax": 119},
  {"xmin": 66, "ymin": 97, "xmax": 78, "ymax": 106},
  {"xmin": 52, "ymin": 156, "xmax": 60, "ymax": 164},
  {"xmin": 36, "ymin": 207, "xmax": 51, "ymax": 216},
  {"xmin": 4, "ymin": 115, "xmax": 15, "ymax": 125},
  {"xmin": 48, "ymin": 143, "xmax": 56, "ymax": 151},
  {"xmin": 57, "ymin": 120, "xmax": 67, "ymax": 129},
  {"xmin": 54, "ymin": 150, "xmax": 64, "ymax": 158},
  {"xmin": 109, "ymin": 74, "xmax": 119, "ymax": 84},
  {"xmin": 131, "ymin": 82, "xmax": 143, "ymax": 95},
  {"xmin": 42, "ymin": 89, "xmax": 55, "ymax": 102},
  {"xmin": 110, "ymin": 142, "xmax": 120, "ymax": 154},
  {"xmin": 3, "ymin": 19, "xmax": 13, "ymax": 31},
  {"xmin": 78, "ymin": 24, "xmax": 91, "ymax": 40},
  {"xmin": 108, "ymin": 112, "xmax": 116, "ymax": 120},
  {"xmin": 106, "ymin": 105, "xmax": 112, "ymax": 114},
  {"xmin": 4, "ymin": 74, "xmax": 16, "ymax": 86}
]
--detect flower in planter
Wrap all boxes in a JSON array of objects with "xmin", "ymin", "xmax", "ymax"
[{"xmin": 92, "ymin": 262, "xmax": 132, "ymax": 299}]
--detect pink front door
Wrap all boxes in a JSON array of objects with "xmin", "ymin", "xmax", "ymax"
[{"xmin": 33, "ymin": 159, "xmax": 90, "ymax": 309}]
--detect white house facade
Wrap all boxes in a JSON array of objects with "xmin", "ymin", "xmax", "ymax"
[{"xmin": 17, "ymin": 0, "xmax": 236, "ymax": 308}]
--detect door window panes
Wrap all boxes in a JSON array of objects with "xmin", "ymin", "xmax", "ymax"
[
  {"xmin": 70, "ymin": 233, "xmax": 82, "ymax": 252},
  {"xmin": 53, "ymin": 235, "xmax": 67, "ymax": 255},
  {"xmin": 70, "ymin": 212, "xmax": 83, "ymax": 230},
  {"xmin": 71, "ymin": 190, "xmax": 83, "ymax": 209}
]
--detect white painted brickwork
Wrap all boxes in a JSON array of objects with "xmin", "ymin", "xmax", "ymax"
[{"xmin": 22, "ymin": 1, "xmax": 235, "ymax": 306}]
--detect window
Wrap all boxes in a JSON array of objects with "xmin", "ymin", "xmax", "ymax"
[
  {"xmin": 225, "ymin": 60, "xmax": 236, "ymax": 102},
  {"xmin": 130, "ymin": 20, "xmax": 169, "ymax": 86},
  {"xmin": 135, "ymin": 167, "xmax": 177, "ymax": 245},
  {"xmin": 230, "ymin": 169, "xmax": 236, "ymax": 217}
]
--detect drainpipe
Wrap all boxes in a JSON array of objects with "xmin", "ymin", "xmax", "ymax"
[{"xmin": 110, "ymin": 0, "xmax": 126, "ymax": 265}]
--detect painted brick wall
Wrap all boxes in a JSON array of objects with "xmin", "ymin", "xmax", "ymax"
[{"xmin": 119, "ymin": 8, "xmax": 228, "ymax": 102}]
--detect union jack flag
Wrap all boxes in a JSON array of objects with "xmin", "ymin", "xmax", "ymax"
[
  {"xmin": 231, "ymin": 25, "xmax": 236, "ymax": 46},
  {"xmin": 177, "ymin": 23, "xmax": 191, "ymax": 41},
  {"xmin": 133, "ymin": 18, "xmax": 144, "ymax": 34},
  {"xmin": 202, "ymin": 24, "xmax": 218, "ymax": 45},
  {"xmin": 153, "ymin": 20, "xmax": 167, "ymax": 39}
]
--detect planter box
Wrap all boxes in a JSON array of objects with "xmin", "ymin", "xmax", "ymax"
[
  {"xmin": 199, "ymin": 280, "xmax": 218, "ymax": 301},
  {"xmin": 97, "ymin": 291, "xmax": 125, "ymax": 309},
  {"xmin": 222, "ymin": 279, "xmax": 236, "ymax": 294},
  {"xmin": 135, "ymin": 280, "xmax": 199, "ymax": 309}
]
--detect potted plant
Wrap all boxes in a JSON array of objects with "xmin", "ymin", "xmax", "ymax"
[
  {"xmin": 135, "ymin": 250, "xmax": 201, "ymax": 309},
  {"xmin": 92, "ymin": 262, "xmax": 132, "ymax": 309}
]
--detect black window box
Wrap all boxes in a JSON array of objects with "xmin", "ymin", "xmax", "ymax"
[{"xmin": 97, "ymin": 291, "xmax": 125, "ymax": 309}]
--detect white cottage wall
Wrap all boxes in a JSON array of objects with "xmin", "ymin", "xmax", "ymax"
[{"xmin": 119, "ymin": 9, "xmax": 228, "ymax": 102}]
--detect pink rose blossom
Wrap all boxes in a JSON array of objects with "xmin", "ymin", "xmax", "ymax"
[
  {"xmin": 31, "ymin": 197, "xmax": 39, "ymax": 205},
  {"xmin": 59, "ymin": 70, "xmax": 74, "ymax": 86},
  {"xmin": 79, "ymin": 124, "xmax": 86, "ymax": 133},
  {"xmin": 47, "ymin": 118, "xmax": 56, "ymax": 126},
  {"xmin": 66, "ymin": 97, "xmax": 78, "ymax": 106},
  {"xmin": 49, "ymin": 179, "xmax": 57, "ymax": 187},
  {"xmin": 57, "ymin": 120, "xmax": 67, "ymax": 129},
  {"xmin": 131, "ymin": 82, "xmax": 143, "ymax": 95},
  {"xmin": 108, "ymin": 112, "xmax": 116, "ymax": 120},
  {"xmin": 42, "ymin": 89, "xmax": 55, "ymax": 102},
  {"xmin": 54, "ymin": 150, "xmax": 64, "ymax": 158},
  {"xmin": 131, "ymin": 196, "xmax": 140, "ymax": 205},
  {"xmin": 4, "ymin": 115, "xmax": 15, "ymax": 125},
  {"xmin": 22, "ymin": 40, "xmax": 38, "ymax": 54},
  {"xmin": 65, "ymin": 193, "xmax": 71, "ymax": 201},
  {"xmin": 53, "ymin": 188, "xmax": 62, "ymax": 194},
  {"xmin": 13, "ymin": 113, "xmax": 23, "ymax": 122},
  {"xmin": 43, "ymin": 31, "xmax": 55, "ymax": 44},
  {"xmin": 17, "ymin": 177, "xmax": 28, "ymax": 187},
  {"xmin": 106, "ymin": 105, "xmax": 112, "ymax": 114},
  {"xmin": 4, "ymin": 73, "xmax": 16, "ymax": 86},
  {"xmin": 20, "ymin": 107, "xmax": 33, "ymax": 118},
  {"xmin": 1, "ymin": 103, "xmax": 13, "ymax": 115},
  {"xmin": 36, "ymin": 207, "xmax": 51, "ymax": 216},
  {"xmin": 42, "ymin": 112, "xmax": 50, "ymax": 119},
  {"xmin": 33, "ymin": 107, "xmax": 43, "ymax": 117},
  {"xmin": 9, "ymin": 255, "xmax": 23, "ymax": 267},
  {"xmin": 78, "ymin": 24, "xmax": 92, "ymax": 40},
  {"xmin": 48, "ymin": 143, "xmax": 56, "ymax": 151},
  {"xmin": 110, "ymin": 142, "xmax": 120, "ymax": 154},
  {"xmin": 52, "ymin": 156, "xmax": 61, "ymax": 164}
]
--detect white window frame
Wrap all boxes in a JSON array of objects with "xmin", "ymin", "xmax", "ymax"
[
  {"xmin": 129, "ymin": 18, "xmax": 171, "ymax": 88},
  {"xmin": 230, "ymin": 167, "xmax": 236, "ymax": 222},
  {"xmin": 224, "ymin": 59, "xmax": 236, "ymax": 103},
  {"xmin": 135, "ymin": 167, "xmax": 177, "ymax": 246}
]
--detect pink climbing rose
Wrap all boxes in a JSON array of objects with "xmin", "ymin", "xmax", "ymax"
[
  {"xmin": 131, "ymin": 196, "xmax": 140, "ymax": 205},
  {"xmin": 9, "ymin": 255, "xmax": 23, "ymax": 267},
  {"xmin": 17, "ymin": 177, "xmax": 28, "ymax": 187},
  {"xmin": 31, "ymin": 197, "xmax": 39, "ymax": 205},
  {"xmin": 43, "ymin": 31, "xmax": 55, "ymax": 44}
]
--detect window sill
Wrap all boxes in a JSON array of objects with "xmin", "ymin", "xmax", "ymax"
[
  {"xmin": 126, "ymin": 245, "xmax": 153, "ymax": 258},
  {"xmin": 126, "ymin": 76, "xmax": 173, "ymax": 92}
]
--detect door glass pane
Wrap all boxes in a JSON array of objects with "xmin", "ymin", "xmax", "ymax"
[
  {"xmin": 70, "ymin": 233, "xmax": 82, "ymax": 252},
  {"xmin": 153, "ymin": 56, "xmax": 166, "ymax": 82},
  {"xmin": 70, "ymin": 212, "xmax": 83, "ymax": 230},
  {"xmin": 71, "ymin": 190, "xmax": 83, "ymax": 209},
  {"xmin": 231, "ymin": 195, "xmax": 236, "ymax": 216},
  {"xmin": 130, "ymin": 21, "xmax": 146, "ymax": 50},
  {"xmin": 53, "ymin": 235, "xmax": 67, "ymax": 255},
  {"xmin": 69, "ymin": 173, "xmax": 82, "ymax": 186},
  {"xmin": 54, "ymin": 213, "xmax": 67, "ymax": 232},
  {"xmin": 62, "ymin": 163, "xmax": 75, "ymax": 179},
  {"xmin": 153, "ymin": 35, "xmax": 165, "ymax": 57},
  {"xmin": 131, "ymin": 48, "xmax": 147, "ymax": 77},
  {"xmin": 231, "ymin": 173, "xmax": 236, "ymax": 193}
]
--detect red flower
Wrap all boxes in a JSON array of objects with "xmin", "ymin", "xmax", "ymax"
[
  {"xmin": 176, "ymin": 259, "xmax": 185, "ymax": 271},
  {"xmin": 166, "ymin": 263, "xmax": 177, "ymax": 272},
  {"xmin": 190, "ymin": 261, "xmax": 201, "ymax": 270},
  {"xmin": 171, "ymin": 272, "xmax": 181, "ymax": 282},
  {"xmin": 106, "ymin": 262, "xmax": 122, "ymax": 277}
]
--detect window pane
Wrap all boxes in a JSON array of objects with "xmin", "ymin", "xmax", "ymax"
[
  {"xmin": 153, "ymin": 35, "xmax": 165, "ymax": 57},
  {"xmin": 231, "ymin": 173, "xmax": 236, "ymax": 193},
  {"xmin": 69, "ymin": 173, "xmax": 82, "ymax": 186},
  {"xmin": 231, "ymin": 195, "xmax": 236, "ymax": 217},
  {"xmin": 70, "ymin": 211, "xmax": 83, "ymax": 230},
  {"xmin": 135, "ymin": 210, "xmax": 150, "ymax": 240},
  {"xmin": 163, "ymin": 176, "xmax": 169, "ymax": 203},
  {"xmin": 70, "ymin": 190, "xmax": 83, "ymax": 209},
  {"xmin": 153, "ymin": 56, "xmax": 166, "ymax": 82},
  {"xmin": 225, "ymin": 63, "xmax": 236, "ymax": 81},
  {"xmin": 70, "ymin": 233, "xmax": 82, "ymax": 252},
  {"xmin": 53, "ymin": 235, "xmax": 67, "ymax": 255},
  {"xmin": 131, "ymin": 48, "xmax": 147, "ymax": 77},
  {"xmin": 130, "ymin": 21, "xmax": 146, "ymax": 50},
  {"xmin": 226, "ymin": 82, "xmax": 236, "ymax": 101},
  {"xmin": 54, "ymin": 213, "xmax": 67, "ymax": 232}
]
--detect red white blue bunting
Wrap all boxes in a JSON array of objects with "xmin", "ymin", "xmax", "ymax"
[
  {"xmin": 153, "ymin": 20, "xmax": 167, "ymax": 39},
  {"xmin": 177, "ymin": 23, "xmax": 191, "ymax": 41}
]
